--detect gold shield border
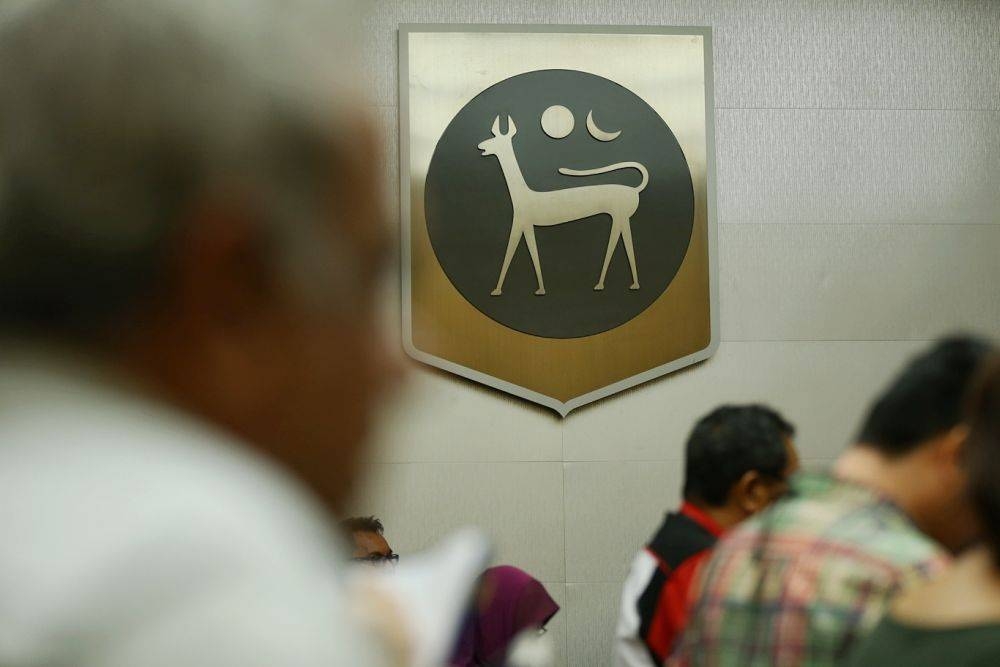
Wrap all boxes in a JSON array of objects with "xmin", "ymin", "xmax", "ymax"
[{"xmin": 400, "ymin": 25, "xmax": 719, "ymax": 416}]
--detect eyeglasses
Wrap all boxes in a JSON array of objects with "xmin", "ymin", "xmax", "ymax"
[{"xmin": 351, "ymin": 553, "xmax": 400, "ymax": 566}]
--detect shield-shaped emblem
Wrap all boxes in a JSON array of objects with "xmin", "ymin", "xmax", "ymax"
[{"xmin": 400, "ymin": 25, "xmax": 718, "ymax": 416}]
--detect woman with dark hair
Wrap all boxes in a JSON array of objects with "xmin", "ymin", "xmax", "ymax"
[
  {"xmin": 450, "ymin": 566, "xmax": 560, "ymax": 666},
  {"xmin": 847, "ymin": 357, "xmax": 1000, "ymax": 666}
]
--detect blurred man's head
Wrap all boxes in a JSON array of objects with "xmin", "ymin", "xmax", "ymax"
[
  {"xmin": 682, "ymin": 404, "xmax": 799, "ymax": 527},
  {"xmin": 0, "ymin": 0, "xmax": 394, "ymax": 512},
  {"xmin": 845, "ymin": 335, "xmax": 994, "ymax": 551},
  {"xmin": 341, "ymin": 516, "xmax": 397, "ymax": 565},
  {"xmin": 966, "ymin": 356, "xmax": 1000, "ymax": 565}
]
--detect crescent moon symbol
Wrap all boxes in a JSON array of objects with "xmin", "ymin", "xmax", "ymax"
[{"xmin": 586, "ymin": 110, "xmax": 622, "ymax": 142}]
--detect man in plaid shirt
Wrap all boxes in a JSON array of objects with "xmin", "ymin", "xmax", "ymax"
[{"xmin": 672, "ymin": 336, "xmax": 994, "ymax": 666}]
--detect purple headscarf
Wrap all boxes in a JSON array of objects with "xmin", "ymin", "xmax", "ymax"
[{"xmin": 450, "ymin": 566, "xmax": 560, "ymax": 666}]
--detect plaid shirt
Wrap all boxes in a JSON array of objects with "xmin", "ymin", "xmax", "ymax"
[{"xmin": 670, "ymin": 473, "xmax": 948, "ymax": 667}]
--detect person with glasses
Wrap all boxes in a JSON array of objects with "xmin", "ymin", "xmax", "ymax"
[{"xmin": 343, "ymin": 516, "xmax": 400, "ymax": 566}]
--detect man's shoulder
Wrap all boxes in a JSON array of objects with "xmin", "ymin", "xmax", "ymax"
[
  {"xmin": 0, "ymin": 374, "xmax": 343, "ymax": 598},
  {"xmin": 646, "ymin": 511, "xmax": 718, "ymax": 571},
  {"xmin": 0, "ymin": 369, "xmax": 362, "ymax": 665},
  {"xmin": 716, "ymin": 474, "xmax": 945, "ymax": 575}
]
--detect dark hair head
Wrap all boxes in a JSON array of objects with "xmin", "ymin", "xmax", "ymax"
[
  {"xmin": 682, "ymin": 404, "xmax": 794, "ymax": 507},
  {"xmin": 340, "ymin": 516, "xmax": 384, "ymax": 536},
  {"xmin": 965, "ymin": 357, "xmax": 1000, "ymax": 564},
  {"xmin": 857, "ymin": 335, "xmax": 994, "ymax": 456}
]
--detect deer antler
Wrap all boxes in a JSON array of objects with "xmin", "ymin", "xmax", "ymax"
[
  {"xmin": 506, "ymin": 115, "xmax": 517, "ymax": 137},
  {"xmin": 491, "ymin": 116, "xmax": 501, "ymax": 137}
]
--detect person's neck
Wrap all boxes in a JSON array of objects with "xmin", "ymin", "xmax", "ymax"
[
  {"xmin": 688, "ymin": 500, "xmax": 745, "ymax": 531},
  {"xmin": 833, "ymin": 445, "xmax": 919, "ymax": 515}
]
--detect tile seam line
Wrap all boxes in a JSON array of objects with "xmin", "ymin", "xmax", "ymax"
[
  {"xmin": 721, "ymin": 338, "xmax": 961, "ymax": 343},
  {"xmin": 560, "ymin": 427, "xmax": 570, "ymax": 666},
  {"xmin": 370, "ymin": 458, "xmax": 844, "ymax": 464},
  {"xmin": 561, "ymin": 426, "xmax": 569, "ymax": 587},
  {"xmin": 715, "ymin": 106, "xmax": 1000, "ymax": 112},
  {"xmin": 372, "ymin": 104, "xmax": 1000, "ymax": 112},
  {"xmin": 717, "ymin": 222, "xmax": 1000, "ymax": 227}
]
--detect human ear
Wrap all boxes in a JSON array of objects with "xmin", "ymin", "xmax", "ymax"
[
  {"xmin": 171, "ymin": 197, "xmax": 275, "ymax": 330},
  {"xmin": 937, "ymin": 424, "xmax": 970, "ymax": 466},
  {"xmin": 155, "ymin": 197, "xmax": 281, "ymax": 414},
  {"xmin": 733, "ymin": 471, "xmax": 769, "ymax": 515}
]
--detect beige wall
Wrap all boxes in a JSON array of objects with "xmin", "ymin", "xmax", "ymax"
[{"xmin": 347, "ymin": 2, "xmax": 1000, "ymax": 665}]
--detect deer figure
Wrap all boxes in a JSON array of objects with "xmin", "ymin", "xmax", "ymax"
[{"xmin": 477, "ymin": 115, "xmax": 649, "ymax": 296}]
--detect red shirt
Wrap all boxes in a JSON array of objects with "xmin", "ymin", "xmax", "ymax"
[
  {"xmin": 643, "ymin": 503, "xmax": 723, "ymax": 661},
  {"xmin": 615, "ymin": 502, "xmax": 724, "ymax": 666}
]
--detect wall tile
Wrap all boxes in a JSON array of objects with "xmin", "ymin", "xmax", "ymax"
[
  {"xmin": 719, "ymin": 223, "xmax": 1000, "ymax": 341},
  {"xmin": 564, "ymin": 462, "xmax": 685, "ymax": 583},
  {"xmin": 369, "ymin": 368, "xmax": 562, "ymax": 463},
  {"xmin": 563, "ymin": 340, "xmax": 929, "ymax": 462},
  {"xmin": 716, "ymin": 109, "xmax": 1000, "ymax": 225},
  {"xmin": 374, "ymin": 106, "xmax": 400, "ymax": 222},
  {"xmin": 346, "ymin": 462, "xmax": 565, "ymax": 581},
  {"xmin": 566, "ymin": 582, "xmax": 622, "ymax": 667},
  {"xmin": 541, "ymin": 582, "xmax": 568, "ymax": 667},
  {"xmin": 710, "ymin": 0, "xmax": 999, "ymax": 110}
]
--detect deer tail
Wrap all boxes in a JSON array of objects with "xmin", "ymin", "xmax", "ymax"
[{"xmin": 558, "ymin": 162, "xmax": 649, "ymax": 193}]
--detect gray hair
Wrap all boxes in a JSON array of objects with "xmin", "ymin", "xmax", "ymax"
[{"xmin": 0, "ymin": 0, "xmax": 365, "ymax": 340}]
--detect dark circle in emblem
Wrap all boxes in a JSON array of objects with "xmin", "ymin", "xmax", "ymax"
[{"xmin": 424, "ymin": 69, "xmax": 695, "ymax": 339}]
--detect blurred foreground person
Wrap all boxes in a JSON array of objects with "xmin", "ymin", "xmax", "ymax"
[
  {"xmin": 614, "ymin": 405, "xmax": 798, "ymax": 666},
  {"xmin": 847, "ymin": 356, "xmax": 1000, "ymax": 667},
  {"xmin": 343, "ymin": 516, "xmax": 399, "ymax": 565},
  {"xmin": 672, "ymin": 336, "xmax": 994, "ymax": 667},
  {"xmin": 450, "ymin": 566, "xmax": 560, "ymax": 667},
  {"xmin": 0, "ymin": 1, "xmax": 397, "ymax": 666}
]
